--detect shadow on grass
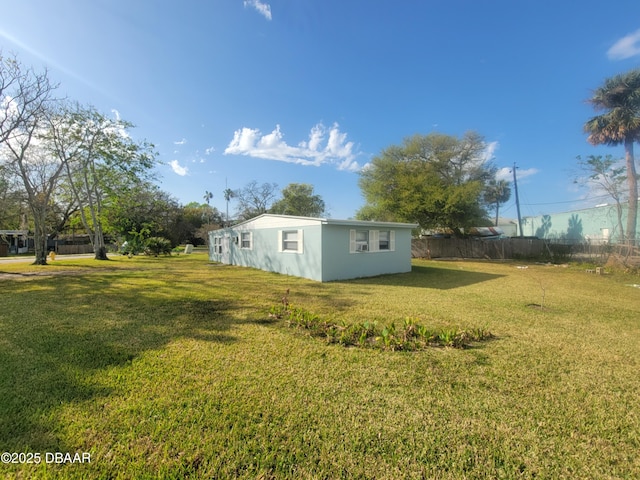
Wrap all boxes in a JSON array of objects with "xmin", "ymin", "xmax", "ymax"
[
  {"xmin": 0, "ymin": 273, "xmax": 242, "ymax": 453},
  {"xmin": 338, "ymin": 264, "xmax": 505, "ymax": 290}
]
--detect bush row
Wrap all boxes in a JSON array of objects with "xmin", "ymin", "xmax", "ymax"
[{"xmin": 269, "ymin": 303, "xmax": 493, "ymax": 351}]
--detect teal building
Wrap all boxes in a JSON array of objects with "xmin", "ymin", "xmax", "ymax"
[
  {"xmin": 522, "ymin": 202, "xmax": 640, "ymax": 243},
  {"xmin": 209, "ymin": 214, "xmax": 418, "ymax": 282}
]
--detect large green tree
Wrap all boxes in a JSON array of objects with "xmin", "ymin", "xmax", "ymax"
[
  {"xmin": 182, "ymin": 201, "xmax": 223, "ymax": 245},
  {"xmin": 584, "ymin": 68, "xmax": 640, "ymax": 244},
  {"xmin": 50, "ymin": 103, "xmax": 156, "ymax": 259},
  {"xmin": 357, "ymin": 132, "xmax": 495, "ymax": 233},
  {"xmin": 106, "ymin": 183, "xmax": 178, "ymax": 248},
  {"xmin": 270, "ymin": 183, "xmax": 326, "ymax": 217}
]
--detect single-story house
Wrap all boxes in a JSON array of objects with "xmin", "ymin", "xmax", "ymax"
[{"xmin": 208, "ymin": 214, "xmax": 418, "ymax": 282}]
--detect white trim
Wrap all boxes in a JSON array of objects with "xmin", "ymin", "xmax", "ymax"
[
  {"xmin": 350, "ymin": 229, "xmax": 396, "ymax": 253},
  {"xmin": 240, "ymin": 231, "xmax": 252, "ymax": 250},
  {"xmin": 280, "ymin": 229, "xmax": 302, "ymax": 253},
  {"xmin": 297, "ymin": 229, "xmax": 304, "ymax": 254},
  {"xmin": 370, "ymin": 230, "xmax": 379, "ymax": 252},
  {"xmin": 231, "ymin": 213, "xmax": 418, "ymax": 230}
]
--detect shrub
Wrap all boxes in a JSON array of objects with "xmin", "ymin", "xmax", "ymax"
[
  {"xmin": 269, "ymin": 300, "xmax": 493, "ymax": 351},
  {"xmin": 145, "ymin": 237, "xmax": 173, "ymax": 256}
]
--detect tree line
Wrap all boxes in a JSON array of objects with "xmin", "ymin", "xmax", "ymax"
[
  {"xmin": 0, "ymin": 52, "xmax": 331, "ymax": 265},
  {"xmin": 0, "ymin": 53, "xmax": 219, "ymax": 263},
  {"xmin": 355, "ymin": 68, "xmax": 640, "ymax": 244},
  {"xmin": 4, "ymin": 48, "xmax": 636, "ymax": 263}
]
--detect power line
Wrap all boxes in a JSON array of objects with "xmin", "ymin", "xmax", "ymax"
[{"xmin": 522, "ymin": 192, "xmax": 625, "ymax": 206}]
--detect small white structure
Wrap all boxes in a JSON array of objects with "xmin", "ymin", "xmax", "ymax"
[{"xmin": 209, "ymin": 214, "xmax": 418, "ymax": 282}]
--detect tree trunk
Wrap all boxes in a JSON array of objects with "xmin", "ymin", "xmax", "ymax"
[
  {"xmin": 33, "ymin": 239, "xmax": 48, "ymax": 265},
  {"xmin": 624, "ymin": 139, "xmax": 638, "ymax": 245},
  {"xmin": 32, "ymin": 210, "xmax": 48, "ymax": 265},
  {"xmin": 95, "ymin": 245, "xmax": 108, "ymax": 260},
  {"xmin": 93, "ymin": 224, "xmax": 109, "ymax": 260}
]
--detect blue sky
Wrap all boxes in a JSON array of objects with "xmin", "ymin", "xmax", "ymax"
[{"xmin": 2, "ymin": 0, "xmax": 640, "ymax": 221}]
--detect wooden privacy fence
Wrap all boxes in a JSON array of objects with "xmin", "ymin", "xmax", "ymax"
[
  {"xmin": 55, "ymin": 244, "xmax": 94, "ymax": 255},
  {"xmin": 412, "ymin": 237, "xmax": 545, "ymax": 260}
]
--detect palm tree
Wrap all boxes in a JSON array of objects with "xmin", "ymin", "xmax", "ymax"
[
  {"xmin": 483, "ymin": 179, "xmax": 511, "ymax": 226},
  {"xmin": 584, "ymin": 68, "xmax": 640, "ymax": 244},
  {"xmin": 203, "ymin": 191, "xmax": 213, "ymax": 224},
  {"xmin": 223, "ymin": 188, "xmax": 235, "ymax": 227}
]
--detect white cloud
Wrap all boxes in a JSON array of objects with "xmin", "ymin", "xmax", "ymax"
[
  {"xmin": 170, "ymin": 160, "xmax": 189, "ymax": 176},
  {"xmin": 244, "ymin": 0, "xmax": 272, "ymax": 20},
  {"xmin": 224, "ymin": 122, "xmax": 361, "ymax": 171},
  {"xmin": 496, "ymin": 166, "xmax": 538, "ymax": 182},
  {"xmin": 482, "ymin": 141, "xmax": 499, "ymax": 162},
  {"xmin": 174, "ymin": 138, "xmax": 187, "ymax": 145},
  {"xmin": 205, "ymin": 146, "xmax": 215, "ymax": 155},
  {"xmin": 607, "ymin": 29, "xmax": 640, "ymax": 60},
  {"xmin": 106, "ymin": 110, "xmax": 130, "ymax": 139}
]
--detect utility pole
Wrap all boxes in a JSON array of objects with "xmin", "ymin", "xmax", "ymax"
[{"xmin": 512, "ymin": 162, "xmax": 523, "ymax": 237}]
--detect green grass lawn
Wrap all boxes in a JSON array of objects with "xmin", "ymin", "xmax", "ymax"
[{"xmin": 1, "ymin": 253, "xmax": 639, "ymax": 479}]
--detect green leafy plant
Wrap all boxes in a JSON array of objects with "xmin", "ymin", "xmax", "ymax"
[
  {"xmin": 437, "ymin": 328, "xmax": 459, "ymax": 347},
  {"xmin": 145, "ymin": 236, "xmax": 173, "ymax": 256},
  {"xmin": 272, "ymin": 292, "xmax": 492, "ymax": 351}
]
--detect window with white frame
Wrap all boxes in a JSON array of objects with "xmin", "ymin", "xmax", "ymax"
[
  {"xmin": 213, "ymin": 236, "xmax": 222, "ymax": 254},
  {"xmin": 278, "ymin": 229, "xmax": 303, "ymax": 253},
  {"xmin": 355, "ymin": 230, "xmax": 369, "ymax": 252},
  {"xmin": 350, "ymin": 229, "xmax": 395, "ymax": 253},
  {"xmin": 378, "ymin": 230, "xmax": 390, "ymax": 250},
  {"xmin": 240, "ymin": 231, "xmax": 252, "ymax": 249}
]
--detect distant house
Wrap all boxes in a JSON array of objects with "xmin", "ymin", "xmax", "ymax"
[
  {"xmin": 0, "ymin": 230, "xmax": 29, "ymax": 255},
  {"xmin": 208, "ymin": 214, "xmax": 418, "ymax": 282}
]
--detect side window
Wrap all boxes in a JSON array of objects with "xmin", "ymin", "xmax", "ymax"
[
  {"xmin": 213, "ymin": 236, "xmax": 221, "ymax": 254},
  {"xmin": 355, "ymin": 230, "xmax": 369, "ymax": 252},
  {"xmin": 351, "ymin": 229, "xmax": 395, "ymax": 253},
  {"xmin": 240, "ymin": 231, "xmax": 252, "ymax": 249},
  {"xmin": 350, "ymin": 229, "xmax": 369, "ymax": 253},
  {"xmin": 379, "ymin": 231, "xmax": 390, "ymax": 250},
  {"xmin": 278, "ymin": 229, "xmax": 304, "ymax": 253}
]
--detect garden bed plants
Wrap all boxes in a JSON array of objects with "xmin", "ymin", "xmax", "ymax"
[{"xmin": 271, "ymin": 297, "xmax": 493, "ymax": 350}]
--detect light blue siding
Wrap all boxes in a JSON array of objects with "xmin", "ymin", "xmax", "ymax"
[
  {"xmin": 320, "ymin": 225, "xmax": 412, "ymax": 281},
  {"xmin": 237, "ymin": 225, "xmax": 323, "ymax": 281},
  {"xmin": 210, "ymin": 224, "xmax": 324, "ymax": 281},
  {"xmin": 208, "ymin": 215, "xmax": 416, "ymax": 282}
]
